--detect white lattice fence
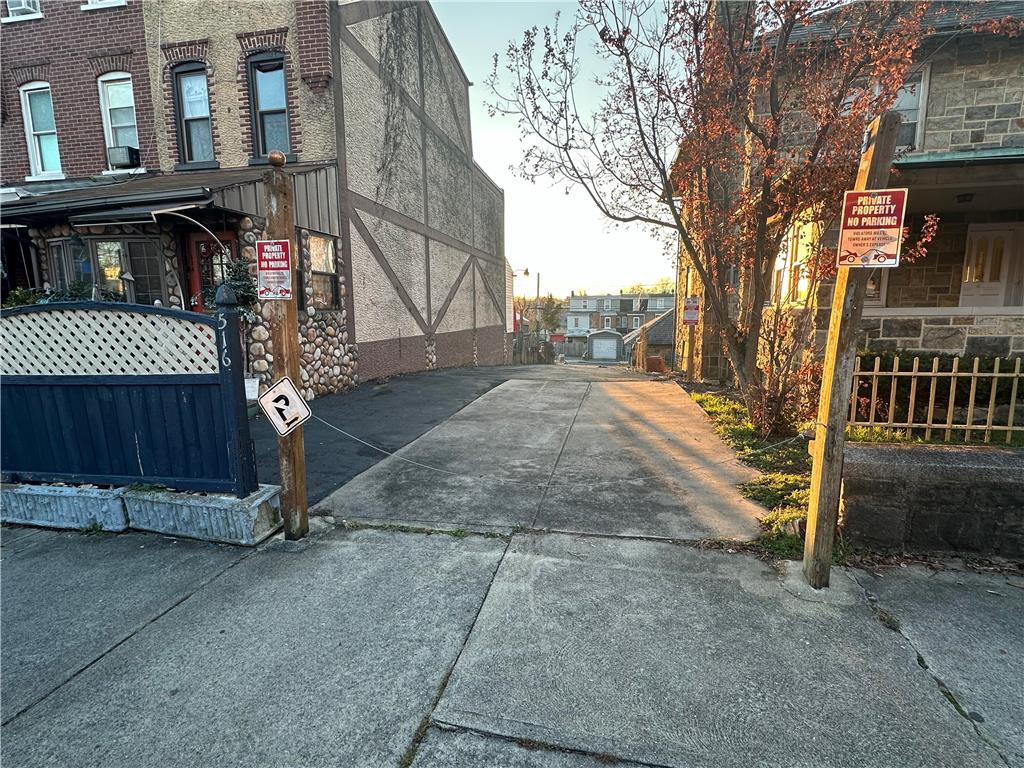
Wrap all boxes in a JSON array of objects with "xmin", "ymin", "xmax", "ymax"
[{"xmin": 1, "ymin": 307, "xmax": 219, "ymax": 376}]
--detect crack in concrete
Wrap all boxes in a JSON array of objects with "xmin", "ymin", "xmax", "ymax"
[
  {"xmin": 427, "ymin": 719, "xmax": 677, "ymax": 767},
  {"xmin": 844, "ymin": 569, "xmax": 1012, "ymax": 768},
  {"xmin": 530, "ymin": 382, "xmax": 591, "ymax": 529},
  {"xmin": 397, "ymin": 535, "xmax": 513, "ymax": 768},
  {"xmin": 0, "ymin": 546, "xmax": 257, "ymax": 728}
]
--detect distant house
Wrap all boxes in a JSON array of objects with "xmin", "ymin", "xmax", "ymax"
[{"xmin": 565, "ymin": 291, "xmax": 675, "ymax": 340}]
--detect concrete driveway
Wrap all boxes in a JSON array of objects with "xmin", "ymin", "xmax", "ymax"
[
  {"xmin": 5, "ymin": 363, "xmax": 1020, "ymax": 768},
  {"xmin": 317, "ymin": 376, "xmax": 763, "ymax": 541}
]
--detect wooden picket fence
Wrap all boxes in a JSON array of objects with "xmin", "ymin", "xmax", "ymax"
[{"xmin": 849, "ymin": 355, "xmax": 1023, "ymax": 444}]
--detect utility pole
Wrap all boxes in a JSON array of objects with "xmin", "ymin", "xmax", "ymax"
[
  {"xmin": 532, "ymin": 272, "xmax": 541, "ymax": 357},
  {"xmin": 802, "ymin": 112, "xmax": 900, "ymax": 587},
  {"xmin": 263, "ymin": 150, "xmax": 309, "ymax": 540}
]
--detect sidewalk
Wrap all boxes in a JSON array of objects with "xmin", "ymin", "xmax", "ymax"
[
  {"xmin": 2, "ymin": 524, "xmax": 1020, "ymax": 767},
  {"xmin": 3, "ymin": 368, "xmax": 1021, "ymax": 767}
]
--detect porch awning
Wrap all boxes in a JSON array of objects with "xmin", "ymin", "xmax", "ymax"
[
  {"xmin": 0, "ymin": 162, "xmax": 336, "ymax": 228},
  {"xmin": 68, "ymin": 204, "xmax": 207, "ymax": 227}
]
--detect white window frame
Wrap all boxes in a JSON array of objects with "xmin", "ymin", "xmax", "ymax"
[
  {"xmin": 97, "ymin": 71, "xmax": 139, "ymax": 170},
  {"xmin": 81, "ymin": 0, "xmax": 126, "ymax": 9},
  {"xmin": 2, "ymin": 0, "xmax": 42, "ymax": 22},
  {"xmin": 632, "ymin": 316, "xmax": 641, "ymax": 329},
  {"xmin": 894, "ymin": 64, "xmax": 929, "ymax": 154},
  {"xmin": 603, "ymin": 316, "xmax": 611, "ymax": 329},
  {"xmin": 863, "ymin": 268, "xmax": 889, "ymax": 307},
  {"xmin": 19, "ymin": 81, "xmax": 63, "ymax": 180},
  {"xmin": 580, "ymin": 299, "xmax": 588, "ymax": 310}
]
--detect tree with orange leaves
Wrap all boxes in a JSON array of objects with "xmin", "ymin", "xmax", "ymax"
[{"xmin": 488, "ymin": 0, "xmax": 967, "ymax": 434}]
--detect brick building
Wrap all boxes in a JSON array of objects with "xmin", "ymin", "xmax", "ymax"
[
  {"xmin": 1, "ymin": 0, "xmax": 509, "ymax": 396},
  {"xmin": 677, "ymin": 2, "xmax": 1024, "ymax": 382}
]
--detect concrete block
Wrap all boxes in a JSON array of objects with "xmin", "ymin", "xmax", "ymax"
[
  {"xmin": 842, "ymin": 444, "xmax": 1024, "ymax": 557},
  {"xmin": 1, "ymin": 484, "xmax": 128, "ymax": 531},
  {"xmin": 124, "ymin": 484, "xmax": 282, "ymax": 545}
]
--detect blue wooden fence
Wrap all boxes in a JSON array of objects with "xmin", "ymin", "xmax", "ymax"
[{"xmin": 1, "ymin": 293, "xmax": 257, "ymax": 497}]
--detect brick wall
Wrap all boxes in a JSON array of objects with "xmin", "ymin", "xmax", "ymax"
[
  {"xmin": 920, "ymin": 33, "xmax": 1024, "ymax": 153},
  {"xmin": 0, "ymin": 0, "xmax": 155, "ymax": 184},
  {"xmin": 295, "ymin": 0, "xmax": 332, "ymax": 93}
]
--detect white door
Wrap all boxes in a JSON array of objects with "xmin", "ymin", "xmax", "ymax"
[
  {"xmin": 592, "ymin": 338, "xmax": 617, "ymax": 360},
  {"xmin": 960, "ymin": 226, "xmax": 1013, "ymax": 307}
]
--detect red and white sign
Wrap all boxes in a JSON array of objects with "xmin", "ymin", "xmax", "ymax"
[
  {"xmin": 256, "ymin": 240, "xmax": 293, "ymax": 300},
  {"xmin": 837, "ymin": 188, "xmax": 908, "ymax": 268},
  {"xmin": 682, "ymin": 296, "xmax": 700, "ymax": 326}
]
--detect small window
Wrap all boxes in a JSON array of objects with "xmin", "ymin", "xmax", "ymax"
[
  {"xmin": 19, "ymin": 82, "xmax": 61, "ymax": 178},
  {"xmin": 580, "ymin": 299, "xmax": 588, "ymax": 309},
  {"xmin": 81, "ymin": 0, "xmax": 126, "ymax": 8},
  {"xmin": 632, "ymin": 316, "xmax": 641, "ymax": 329},
  {"xmin": 308, "ymin": 234, "xmax": 339, "ymax": 310},
  {"xmin": 893, "ymin": 69, "xmax": 926, "ymax": 152},
  {"xmin": 248, "ymin": 54, "xmax": 289, "ymax": 156},
  {"xmin": 98, "ymin": 72, "xmax": 139, "ymax": 157},
  {"xmin": 603, "ymin": 316, "xmax": 611, "ymax": 329},
  {"xmin": 3, "ymin": 0, "xmax": 41, "ymax": 20},
  {"xmin": 174, "ymin": 63, "xmax": 214, "ymax": 163}
]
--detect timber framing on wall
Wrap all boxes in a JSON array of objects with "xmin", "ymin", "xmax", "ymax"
[{"xmin": 332, "ymin": 0, "xmax": 506, "ymax": 372}]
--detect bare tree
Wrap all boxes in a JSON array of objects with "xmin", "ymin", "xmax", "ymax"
[{"xmin": 488, "ymin": 0, "xmax": 948, "ymax": 433}]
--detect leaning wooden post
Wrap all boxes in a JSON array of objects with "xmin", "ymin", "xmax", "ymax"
[
  {"xmin": 802, "ymin": 112, "xmax": 901, "ymax": 588},
  {"xmin": 263, "ymin": 151, "xmax": 309, "ymax": 540}
]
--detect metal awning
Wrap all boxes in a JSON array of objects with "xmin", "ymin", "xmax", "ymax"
[{"xmin": 68, "ymin": 203, "xmax": 208, "ymax": 227}]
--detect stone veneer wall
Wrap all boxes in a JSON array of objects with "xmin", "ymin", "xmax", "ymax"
[
  {"xmin": 237, "ymin": 217, "xmax": 359, "ymax": 400},
  {"xmin": 919, "ymin": 34, "xmax": 1024, "ymax": 153},
  {"xmin": 857, "ymin": 314, "xmax": 1024, "ymax": 359}
]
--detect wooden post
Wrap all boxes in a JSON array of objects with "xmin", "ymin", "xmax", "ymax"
[
  {"xmin": 263, "ymin": 150, "xmax": 309, "ymax": 540},
  {"xmin": 802, "ymin": 112, "xmax": 901, "ymax": 588}
]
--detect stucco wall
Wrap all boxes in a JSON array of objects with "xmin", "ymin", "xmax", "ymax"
[
  {"xmin": 339, "ymin": 3, "xmax": 506, "ymax": 379},
  {"xmin": 141, "ymin": 0, "xmax": 336, "ymax": 172}
]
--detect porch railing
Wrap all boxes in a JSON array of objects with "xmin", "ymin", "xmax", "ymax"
[{"xmin": 849, "ymin": 354, "xmax": 1023, "ymax": 445}]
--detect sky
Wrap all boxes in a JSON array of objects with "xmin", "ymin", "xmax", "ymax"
[{"xmin": 431, "ymin": 1, "xmax": 676, "ymax": 300}]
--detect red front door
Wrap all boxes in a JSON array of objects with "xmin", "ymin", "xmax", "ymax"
[{"xmin": 186, "ymin": 231, "xmax": 237, "ymax": 312}]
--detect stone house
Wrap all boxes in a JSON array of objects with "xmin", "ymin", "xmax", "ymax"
[
  {"xmin": 677, "ymin": 2, "xmax": 1024, "ymax": 382},
  {"xmin": 1, "ymin": 0, "xmax": 509, "ymax": 397}
]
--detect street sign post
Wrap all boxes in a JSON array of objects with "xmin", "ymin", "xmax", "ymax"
[
  {"xmin": 837, "ymin": 188, "xmax": 908, "ymax": 268},
  {"xmin": 802, "ymin": 112, "xmax": 901, "ymax": 588},
  {"xmin": 258, "ymin": 377, "xmax": 311, "ymax": 437},
  {"xmin": 256, "ymin": 239, "xmax": 293, "ymax": 300},
  {"xmin": 262, "ymin": 152, "xmax": 308, "ymax": 540}
]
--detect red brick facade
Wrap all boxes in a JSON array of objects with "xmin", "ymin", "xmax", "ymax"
[
  {"xmin": 0, "ymin": 0, "xmax": 155, "ymax": 184},
  {"xmin": 296, "ymin": 0, "xmax": 333, "ymax": 93},
  {"xmin": 235, "ymin": 27, "xmax": 302, "ymax": 160}
]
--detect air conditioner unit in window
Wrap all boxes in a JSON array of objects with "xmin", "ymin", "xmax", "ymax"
[
  {"xmin": 107, "ymin": 145, "xmax": 141, "ymax": 169},
  {"xmin": 6, "ymin": 0, "xmax": 41, "ymax": 17}
]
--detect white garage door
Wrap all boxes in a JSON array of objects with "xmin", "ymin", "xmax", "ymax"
[{"xmin": 592, "ymin": 338, "xmax": 617, "ymax": 360}]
